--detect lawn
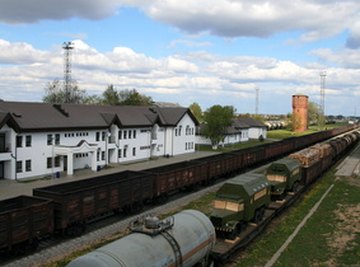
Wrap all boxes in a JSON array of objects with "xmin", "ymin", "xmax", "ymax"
[{"xmin": 233, "ymin": 168, "xmax": 360, "ymax": 267}]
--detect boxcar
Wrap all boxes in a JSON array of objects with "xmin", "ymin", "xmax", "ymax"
[
  {"xmin": 146, "ymin": 160, "xmax": 208, "ymax": 199},
  {"xmin": 0, "ymin": 195, "xmax": 53, "ymax": 252},
  {"xmin": 231, "ymin": 145, "xmax": 266, "ymax": 170},
  {"xmin": 33, "ymin": 171, "xmax": 153, "ymax": 234}
]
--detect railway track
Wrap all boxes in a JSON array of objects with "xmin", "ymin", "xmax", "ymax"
[{"xmin": 2, "ymin": 126, "xmax": 358, "ymax": 266}]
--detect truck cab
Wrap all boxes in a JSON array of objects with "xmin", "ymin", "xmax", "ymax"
[
  {"xmin": 210, "ymin": 173, "xmax": 270, "ymax": 239},
  {"xmin": 266, "ymin": 157, "xmax": 301, "ymax": 198}
]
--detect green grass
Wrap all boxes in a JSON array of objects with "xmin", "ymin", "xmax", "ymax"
[
  {"xmin": 266, "ymin": 123, "xmax": 347, "ymax": 140},
  {"xmin": 234, "ymin": 168, "xmax": 360, "ymax": 267}
]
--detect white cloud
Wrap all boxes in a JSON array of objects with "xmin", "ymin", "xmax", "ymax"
[
  {"xmin": 0, "ymin": 39, "xmax": 359, "ymax": 115},
  {"xmin": 123, "ymin": 0, "xmax": 359, "ymax": 40},
  {"xmin": 1, "ymin": 0, "xmax": 359, "ymax": 43}
]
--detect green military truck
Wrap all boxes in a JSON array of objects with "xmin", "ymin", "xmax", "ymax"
[
  {"xmin": 210, "ymin": 173, "xmax": 270, "ymax": 239},
  {"xmin": 266, "ymin": 157, "xmax": 301, "ymax": 199}
]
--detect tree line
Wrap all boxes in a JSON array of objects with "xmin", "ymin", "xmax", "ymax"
[{"xmin": 43, "ymin": 80, "xmax": 153, "ymax": 106}]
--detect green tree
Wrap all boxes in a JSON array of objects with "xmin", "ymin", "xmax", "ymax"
[
  {"xmin": 189, "ymin": 102, "xmax": 203, "ymax": 123},
  {"xmin": 119, "ymin": 89, "xmax": 153, "ymax": 106},
  {"xmin": 203, "ymin": 105, "xmax": 235, "ymax": 149},
  {"xmin": 102, "ymin": 84, "xmax": 120, "ymax": 105},
  {"xmin": 308, "ymin": 101, "xmax": 320, "ymax": 126},
  {"xmin": 43, "ymin": 80, "xmax": 87, "ymax": 104}
]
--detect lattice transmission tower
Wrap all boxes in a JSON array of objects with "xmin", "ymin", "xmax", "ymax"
[
  {"xmin": 63, "ymin": 42, "xmax": 74, "ymax": 103},
  {"xmin": 255, "ymin": 87, "xmax": 259, "ymax": 115},
  {"xmin": 319, "ymin": 71, "xmax": 327, "ymax": 129}
]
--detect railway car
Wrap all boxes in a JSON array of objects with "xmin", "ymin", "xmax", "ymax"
[
  {"xmin": 196, "ymin": 153, "xmax": 237, "ymax": 181},
  {"xmin": 210, "ymin": 173, "xmax": 270, "ymax": 239},
  {"xmin": 145, "ymin": 160, "xmax": 208, "ymax": 202},
  {"xmin": 266, "ymin": 157, "xmax": 301, "ymax": 198},
  {"xmin": 66, "ymin": 210, "xmax": 216, "ymax": 267},
  {"xmin": 33, "ymin": 171, "xmax": 153, "ymax": 235},
  {"xmin": 0, "ymin": 195, "xmax": 53, "ymax": 253}
]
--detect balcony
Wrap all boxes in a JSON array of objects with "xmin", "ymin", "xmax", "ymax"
[{"xmin": 0, "ymin": 150, "xmax": 12, "ymax": 161}]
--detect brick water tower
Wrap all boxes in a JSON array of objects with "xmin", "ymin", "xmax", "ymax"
[{"xmin": 292, "ymin": 95, "xmax": 308, "ymax": 132}]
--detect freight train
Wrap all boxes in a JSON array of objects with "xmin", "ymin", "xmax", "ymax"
[
  {"xmin": 210, "ymin": 130, "xmax": 360, "ymax": 239},
  {"xmin": 0, "ymin": 125, "xmax": 357, "ymax": 255},
  {"xmin": 66, "ymin": 129, "xmax": 360, "ymax": 267}
]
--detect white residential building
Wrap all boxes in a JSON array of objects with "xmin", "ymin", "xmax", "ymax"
[
  {"xmin": 196, "ymin": 117, "xmax": 267, "ymax": 146},
  {"xmin": 0, "ymin": 102, "xmax": 198, "ymax": 180}
]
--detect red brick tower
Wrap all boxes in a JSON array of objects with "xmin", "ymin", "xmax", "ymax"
[{"xmin": 292, "ymin": 95, "xmax": 308, "ymax": 132}]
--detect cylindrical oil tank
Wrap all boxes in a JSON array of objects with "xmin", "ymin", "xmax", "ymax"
[{"xmin": 67, "ymin": 209, "xmax": 216, "ymax": 267}]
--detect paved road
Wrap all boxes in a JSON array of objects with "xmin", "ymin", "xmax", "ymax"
[
  {"xmin": 335, "ymin": 143, "xmax": 360, "ymax": 177},
  {"xmin": 0, "ymin": 151, "xmax": 218, "ymax": 200}
]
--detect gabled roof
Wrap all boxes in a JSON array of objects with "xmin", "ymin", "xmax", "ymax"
[
  {"xmin": 236, "ymin": 117, "xmax": 266, "ymax": 128},
  {"xmin": 0, "ymin": 101, "xmax": 197, "ymax": 132},
  {"xmin": 156, "ymin": 107, "xmax": 199, "ymax": 126}
]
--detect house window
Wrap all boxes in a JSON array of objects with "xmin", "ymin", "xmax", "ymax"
[
  {"xmin": 97, "ymin": 151, "xmax": 100, "ymax": 161},
  {"xmin": 133, "ymin": 130, "xmax": 136, "ymax": 139},
  {"xmin": 132, "ymin": 147, "xmax": 136, "ymax": 156},
  {"xmin": 129, "ymin": 130, "xmax": 132, "ymax": 139},
  {"xmin": 179, "ymin": 126, "xmax": 182, "ymax": 136},
  {"xmin": 175, "ymin": 129, "xmax": 178, "ymax": 136},
  {"xmin": 16, "ymin": 136, "xmax": 22, "ymax": 147},
  {"xmin": 119, "ymin": 131, "xmax": 122, "ymax": 140},
  {"xmin": 123, "ymin": 148, "xmax": 127, "ymax": 158},
  {"xmin": 102, "ymin": 132, "xmax": 106, "ymax": 141},
  {"xmin": 101, "ymin": 151, "xmax": 105, "ymax": 160},
  {"xmin": 16, "ymin": 161, "xmax": 22, "ymax": 173},
  {"xmin": 185, "ymin": 143, "xmax": 188, "ymax": 150},
  {"xmin": 124, "ymin": 130, "xmax": 127, "ymax": 139},
  {"xmin": 47, "ymin": 134, "xmax": 52, "ymax": 145},
  {"xmin": 55, "ymin": 134, "xmax": 60, "ymax": 145},
  {"xmin": 25, "ymin": 135, "xmax": 32, "ymax": 147},
  {"xmin": 118, "ymin": 149, "xmax": 122, "ymax": 158},
  {"xmin": 96, "ymin": 132, "xmax": 100, "ymax": 141},
  {"xmin": 55, "ymin": 156, "xmax": 61, "ymax": 167},
  {"xmin": 47, "ymin": 157, "xmax": 52, "ymax": 168},
  {"xmin": 25, "ymin": 160, "xmax": 31, "ymax": 172}
]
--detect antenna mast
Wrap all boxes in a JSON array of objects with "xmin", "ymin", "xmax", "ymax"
[
  {"xmin": 255, "ymin": 87, "xmax": 259, "ymax": 115},
  {"xmin": 63, "ymin": 41, "xmax": 74, "ymax": 103}
]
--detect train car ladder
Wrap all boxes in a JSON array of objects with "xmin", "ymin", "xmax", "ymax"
[{"xmin": 161, "ymin": 231, "xmax": 183, "ymax": 267}]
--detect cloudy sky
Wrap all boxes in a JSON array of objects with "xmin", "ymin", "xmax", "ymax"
[{"xmin": 1, "ymin": 0, "xmax": 360, "ymax": 115}]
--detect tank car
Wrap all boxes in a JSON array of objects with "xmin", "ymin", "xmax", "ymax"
[
  {"xmin": 66, "ymin": 210, "xmax": 215, "ymax": 267},
  {"xmin": 210, "ymin": 173, "xmax": 270, "ymax": 240}
]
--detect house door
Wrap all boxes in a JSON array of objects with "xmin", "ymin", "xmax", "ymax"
[
  {"xmin": 63, "ymin": 156, "xmax": 68, "ymax": 171},
  {"xmin": 0, "ymin": 133, "xmax": 5, "ymax": 152},
  {"xmin": 0, "ymin": 162, "xmax": 4, "ymax": 179}
]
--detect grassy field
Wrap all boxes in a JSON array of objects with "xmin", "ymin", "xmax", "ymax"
[{"xmin": 231, "ymin": 168, "xmax": 360, "ymax": 267}]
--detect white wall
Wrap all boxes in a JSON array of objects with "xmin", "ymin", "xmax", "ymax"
[
  {"xmin": 172, "ymin": 114, "xmax": 196, "ymax": 155},
  {"xmin": 248, "ymin": 127, "xmax": 267, "ymax": 139}
]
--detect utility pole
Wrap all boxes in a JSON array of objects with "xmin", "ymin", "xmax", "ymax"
[
  {"xmin": 255, "ymin": 87, "xmax": 259, "ymax": 115},
  {"xmin": 319, "ymin": 71, "xmax": 326, "ymax": 130},
  {"xmin": 63, "ymin": 41, "xmax": 74, "ymax": 103}
]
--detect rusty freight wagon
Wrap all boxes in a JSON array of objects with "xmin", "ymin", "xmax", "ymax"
[
  {"xmin": 146, "ymin": 160, "xmax": 208, "ymax": 201},
  {"xmin": 33, "ymin": 171, "xmax": 153, "ymax": 235},
  {"xmin": 0, "ymin": 195, "xmax": 53, "ymax": 253},
  {"xmin": 199, "ymin": 153, "xmax": 238, "ymax": 181}
]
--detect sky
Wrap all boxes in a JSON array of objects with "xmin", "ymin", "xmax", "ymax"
[{"xmin": 0, "ymin": 1, "xmax": 360, "ymax": 116}]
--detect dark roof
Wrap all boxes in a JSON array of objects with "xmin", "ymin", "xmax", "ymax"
[
  {"xmin": 236, "ymin": 117, "xmax": 266, "ymax": 128},
  {"xmin": 0, "ymin": 101, "xmax": 197, "ymax": 132},
  {"xmin": 156, "ymin": 107, "xmax": 199, "ymax": 126}
]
